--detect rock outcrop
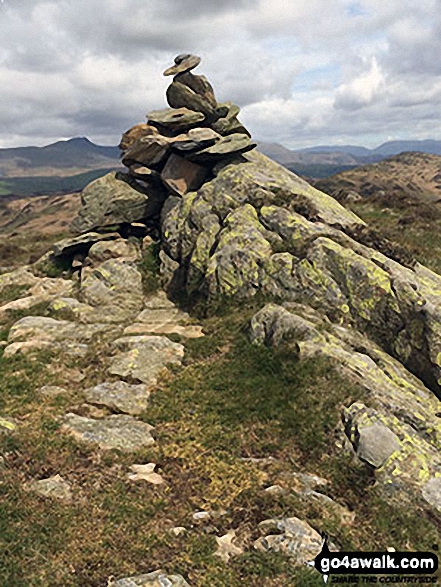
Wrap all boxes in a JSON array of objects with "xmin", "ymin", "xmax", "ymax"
[
  {"xmin": 68, "ymin": 54, "xmax": 441, "ymax": 513},
  {"xmin": 2, "ymin": 54, "xmax": 441, "ymax": 584}
]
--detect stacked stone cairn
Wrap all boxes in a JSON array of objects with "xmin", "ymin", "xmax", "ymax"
[
  {"xmin": 70, "ymin": 54, "xmax": 255, "ymax": 238},
  {"xmin": 120, "ymin": 54, "xmax": 255, "ymax": 199}
]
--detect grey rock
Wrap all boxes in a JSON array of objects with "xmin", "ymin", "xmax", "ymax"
[
  {"xmin": 172, "ymin": 128, "xmax": 221, "ymax": 153},
  {"xmin": 26, "ymin": 474, "xmax": 72, "ymax": 502},
  {"xmin": 108, "ymin": 335, "xmax": 185, "ymax": 385},
  {"xmin": 39, "ymin": 385, "xmax": 69, "ymax": 398},
  {"xmin": 188, "ymin": 133, "xmax": 256, "ymax": 163},
  {"xmin": 0, "ymin": 267, "xmax": 38, "ymax": 295},
  {"xmin": 124, "ymin": 292, "xmax": 203, "ymax": 338},
  {"xmin": 84, "ymin": 381, "xmax": 151, "ymax": 415},
  {"xmin": 110, "ymin": 570, "xmax": 190, "ymax": 586},
  {"xmin": 4, "ymin": 316, "xmax": 120, "ymax": 357},
  {"xmin": 422, "ymin": 477, "xmax": 441, "ymax": 511},
  {"xmin": 52, "ymin": 232, "xmax": 119, "ymax": 258},
  {"xmin": 70, "ymin": 172, "xmax": 167, "ymax": 234},
  {"xmin": 86, "ymin": 239, "xmax": 140, "ymax": 265},
  {"xmin": 166, "ymin": 81, "xmax": 216, "ymax": 117},
  {"xmin": 80, "ymin": 258, "xmax": 144, "ymax": 323},
  {"xmin": 357, "ymin": 422, "xmax": 401, "ymax": 468},
  {"xmin": 62, "ymin": 413, "xmax": 155, "ymax": 451},
  {"xmin": 254, "ymin": 517, "xmax": 322, "ymax": 564}
]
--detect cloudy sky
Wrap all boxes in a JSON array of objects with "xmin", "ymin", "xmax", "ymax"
[{"xmin": 0, "ymin": 0, "xmax": 440, "ymax": 149}]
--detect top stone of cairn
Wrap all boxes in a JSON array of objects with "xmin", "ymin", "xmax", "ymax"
[{"xmin": 164, "ymin": 54, "xmax": 201, "ymax": 77}]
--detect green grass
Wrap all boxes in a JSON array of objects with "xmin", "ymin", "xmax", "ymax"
[
  {"xmin": 349, "ymin": 200, "xmax": 441, "ymax": 274},
  {"xmin": 138, "ymin": 242, "xmax": 161, "ymax": 295},
  {"xmin": 0, "ymin": 309, "xmax": 439, "ymax": 586}
]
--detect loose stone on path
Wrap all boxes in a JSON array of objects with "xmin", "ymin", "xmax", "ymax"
[{"xmin": 108, "ymin": 335, "xmax": 184, "ymax": 385}]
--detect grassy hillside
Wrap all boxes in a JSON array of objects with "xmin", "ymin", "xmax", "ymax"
[{"xmin": 314, "ymin": 152, "xmax": 441, "ymax": 274}]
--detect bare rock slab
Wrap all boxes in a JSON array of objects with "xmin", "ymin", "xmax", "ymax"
[
  {"xmin": 110, "ymin": 571, "xmax": 190, "ymax": 586},
  {"xmin": 62, "ymin": 413, "xmax": 155, "ymax": 451},
  {"xmin": 84, "ymin": 381, "xmax": 151, "ymax": 416},
  {"xmin": 124, "ymin": 292, "xmax": 204, "ymax": 339},
  {"xmin": 108, "ymin": 335, "xmax": 184, "ymax": 385}
]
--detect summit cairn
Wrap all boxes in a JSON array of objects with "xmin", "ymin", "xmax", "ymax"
[
  {"xmin": 121, "ymin": 54, "xmax": 256, "ymax": 198},
  {"xmin": 70, "ymin": 54, "xmax": 255, "ymax": 233}
]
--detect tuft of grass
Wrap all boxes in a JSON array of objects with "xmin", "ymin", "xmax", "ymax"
[{"xmin": 138, "ymin": 242, "xmax": 161, "ymax": 295}]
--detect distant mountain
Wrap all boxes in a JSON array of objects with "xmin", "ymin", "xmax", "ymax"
[
  {"xmin": 0, "ymin": 137, "xmax": 121, "ymax": 178},
  {"xmin": 296, "ymin": 144, "xmax": 373, "ymax": 157},
  {"xmin": 258, "ymin": 139, "xmax": 441, "ymax": 179},
  {"xmin": 373, "ymin": 140, "xmax": 441, "ymax": 157}
]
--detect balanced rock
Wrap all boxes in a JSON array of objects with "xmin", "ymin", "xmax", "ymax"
[
  {"xmin": 167, "ymin": 79, "xmax": 216, "ymax": 117},
  {"xmin": 51, "ymin": 232, "xmax": 120, "ymax": 258},
  {"xmin": 188, "ymin": 133, "xmax": 256, "ymax": 162},
  {"xmin": 172, "ymin": 128, "xmax": 221, "ymax": 153},
  {"xmin": 163, "ymin": 53, "xmax": 201, "ymax": 76},
  {"xmin": 122, "ymin": 135, "xmax": 172, "ymax": 169}
]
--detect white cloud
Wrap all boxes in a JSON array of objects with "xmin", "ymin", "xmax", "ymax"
[{"xmin": 0, "ymin": 0, "xmax": 440, "ymax": 148}]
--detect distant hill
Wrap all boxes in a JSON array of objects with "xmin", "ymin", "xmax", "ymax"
[
  {"xmin": 312, "ymin": 151, "xmax": 441, "ymax": 276},
  {"xmin": 314, "ymin": 151, "xmax": 441, "ymax": 203},
  {"xmin": 0, "ymin": 137, "xmax": 121, "ymax": 178}
]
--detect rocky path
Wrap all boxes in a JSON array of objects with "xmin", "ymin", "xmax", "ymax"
[
  {"xmin": 1, "ymin": 233, "xmax": 348, "ymax": 585},
  {"xmin": 0, "ymin": 235, "xmax": 206, "ymax": 585}
]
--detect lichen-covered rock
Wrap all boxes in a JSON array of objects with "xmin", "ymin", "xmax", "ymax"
[
  {"xmin": 80, "ymin": 258, "xmax": 144, "ymax": 323},
  {"xmin": 161, "ymin": 150, "xmax": 441, "ymax": 395},
  {"xmin": 108, "ymin": 335, "xmax": 185, "ymax": 385},
  {"xmin": 250, "ymin": 303, "xmax": 441, "ymax": 512},
  {"xmin": 83, "ymin": 381, "xmax": 151, "ymax": 415},
  {"xmin": 0, "ymin": 267, "xmax": 39, "ymax": 295},
  {"xmin": 70, "ymin": 172, "xmax": 167, "ymax": 234},
  {"xmin": 254, "ymin": 517, "xmax": 322, "ymax": 564}
]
